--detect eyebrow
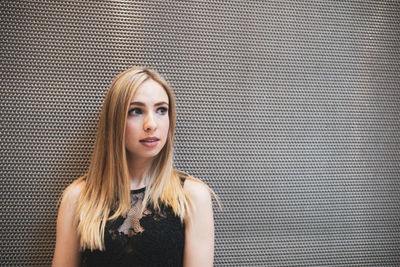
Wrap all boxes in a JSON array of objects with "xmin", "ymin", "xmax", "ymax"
[{"xmin": 129, "ymin": 101, "xmax": 169, "ymax": 106}]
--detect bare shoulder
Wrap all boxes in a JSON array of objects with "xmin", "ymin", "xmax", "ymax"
[
  {"xmin": 53, "ymin": 179, "xmax": 85, "ymax": 266},
  {"xmin": 183, "ymin": 177, "xmax": 212, "ymax": 205},
  {"xmin": 56, "ymin": 179, "xmax": 86, "ymax": 231},
  {"xmin": 60, "ymin": 179, "xmax": 85, "ymax": 207},
  {"xmin": 182, "ymin": 177, "xmax": 215, "ymax": 267}
]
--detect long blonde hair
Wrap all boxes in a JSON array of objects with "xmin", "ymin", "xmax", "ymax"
[{"xmin": 72, "ymin": 66, "xmax": 191, "ymax": 251}]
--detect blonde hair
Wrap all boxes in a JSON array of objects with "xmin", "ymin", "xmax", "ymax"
[{"xmin": 71, "ymin": 66, "xmax": 192, "ymax": 251}]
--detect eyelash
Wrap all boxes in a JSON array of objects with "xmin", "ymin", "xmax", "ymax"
[{"xmin": 128, "ymin": 107, "xmax": 168, "ymax": 116}]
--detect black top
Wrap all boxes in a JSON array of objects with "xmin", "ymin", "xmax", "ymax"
[{"xmin": 81, "ymin": 178, "xmax": 186, "ymax": 267}]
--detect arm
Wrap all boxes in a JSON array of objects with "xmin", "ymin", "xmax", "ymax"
[
  {"xmin": 52, "ymin": 182, "xmax": 83, "ymax": 267},
  {"xmin": 183, "ymin": 179, "xmax": 214, "ymax": 267}
]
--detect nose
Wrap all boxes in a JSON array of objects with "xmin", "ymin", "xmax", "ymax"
[{"xmin": 144, "ymin": 112, "xmax": 157, "ymax": 132}]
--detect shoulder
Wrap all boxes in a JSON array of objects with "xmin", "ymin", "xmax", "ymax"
[
  {"xmin": 183, "ymin": 177, "xmax": 212, "ymax": 206},
  {"xmin": 181, "ymin": 177, "xmax": 215, "ymax": 266},
  {"xmin": 53, "ymin": 179, "xmax": 85, "ymax": 266},
  {"xmin": 63, "ymin": 179, "xmax": 85, "ymax": 200},
  {"xmin": 55, "ymin": 179, "xmax": 86, "ymax": 234},
  {"xmin": 60, "ymin": 179, "xmax": 85, "ymax": 208}
]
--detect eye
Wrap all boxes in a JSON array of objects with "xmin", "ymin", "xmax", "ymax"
[
  {"xmin": 128, "ymin": 108, "xmax": 142, "ymax": 116},
  {"xmin": 157, "ymin": 107, "xmax": 168, "ymax": 115}
]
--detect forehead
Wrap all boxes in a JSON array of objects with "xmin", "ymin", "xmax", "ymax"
[{"xmin": 131, "ymin": 79, "xmax": 169, "ymax": 103}]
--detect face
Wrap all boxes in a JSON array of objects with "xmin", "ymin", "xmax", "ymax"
[{"xmin": 125, "ymin": 78, "xmax": 170, "ymax": 161}]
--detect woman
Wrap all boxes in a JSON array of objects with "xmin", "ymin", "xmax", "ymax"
[{"xmin": 52, "ymin": 67, "xmax": 215, "ymax": 267}]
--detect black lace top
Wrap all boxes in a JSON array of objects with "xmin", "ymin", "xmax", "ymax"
[{"xmin": 81, "ymin": 179, "xmax": 185, "ymax": 267}]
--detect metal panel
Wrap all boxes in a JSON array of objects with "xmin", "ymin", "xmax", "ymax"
[{"xmin": 1, "ymin": 0, "xmax": 399, "ymax": 266}]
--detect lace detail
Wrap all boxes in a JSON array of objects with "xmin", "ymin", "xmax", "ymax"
[
  {"xmin": 81, "ymin": 178, "xmax": 186, "ymax": 267},
  {"xmin": 116, "ymin": 188, "xmax": 145, "ymax": 236}
]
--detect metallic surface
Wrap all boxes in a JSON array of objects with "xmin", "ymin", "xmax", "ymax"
[{"xmin": 1, "ymin": 1, "xmax": 400, "ymax": 266}]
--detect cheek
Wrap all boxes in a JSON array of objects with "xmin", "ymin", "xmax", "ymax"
[
  {"xmin": 162, "ymin": 118, "xmax": 170, "ymax": 134},
  {"xmin": 125, "ymin": 121, "xmax": 140, "ymax": 139}
]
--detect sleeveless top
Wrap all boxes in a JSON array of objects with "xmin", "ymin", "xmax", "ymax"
[{"xmin": 81, "ymin": 178, "xmax": 186, "ymax": 267}]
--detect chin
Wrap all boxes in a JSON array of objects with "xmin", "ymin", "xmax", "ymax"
[{"xmin": 140, "ymin": 150, "xmax": 162, "ymax": 159}]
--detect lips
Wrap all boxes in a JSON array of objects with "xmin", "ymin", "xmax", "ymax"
[
  {"xmin": 139, "ymin": 137, "xmax": 160, "ymax": 148},
  {"xmin": 139, "ymin": 137, "xmax": 160, "ymax": 143}
]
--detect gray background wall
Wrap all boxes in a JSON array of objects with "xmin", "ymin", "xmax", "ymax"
[{"xmin": 1, "ymin": 1, "xmax": 399, "ymax": 266}]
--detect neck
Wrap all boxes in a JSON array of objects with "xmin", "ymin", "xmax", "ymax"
[{"xmin": 126, "ymin": 154, "xmax": 153, "ymax": 190}]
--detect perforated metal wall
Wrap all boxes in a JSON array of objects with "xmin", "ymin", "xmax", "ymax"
[{"xmin": 1, "ymin": 1, "xmax": 400, "ymax": 266}]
